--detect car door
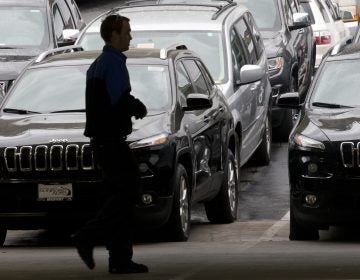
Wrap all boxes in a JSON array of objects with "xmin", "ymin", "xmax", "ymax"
[{"xmin": 178, "ymin": 59, "xmax": 221, "ymax": 199}]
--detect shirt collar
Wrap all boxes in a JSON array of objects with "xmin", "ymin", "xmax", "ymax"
[{"xmin": 103, "ymin": 45, "xmax": 127, "ymax": 61}]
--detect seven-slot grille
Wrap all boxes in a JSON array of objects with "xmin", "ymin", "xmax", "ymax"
[{"xmin": 3, "ymin": 144, "xmax": 95, "ymax": 172}]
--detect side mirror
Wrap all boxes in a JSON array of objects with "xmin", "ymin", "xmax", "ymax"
[
  {"xmin": 184, "ymin": 93, "xmax": 212, "ymax": 111},
  {"xmin": 239, "ymin": 65, "xmax": 265, "ymax": 85},
  {"xmin": 58, "ymin": 29, "xmax": 80, "ymax": 47},
  {"xmin": 277, "ymin": 92, "xmax": 301, "ymax": 109},
  {"xmin": 289, "ymin": 12, "xmax": 311, "ymax": 30}
]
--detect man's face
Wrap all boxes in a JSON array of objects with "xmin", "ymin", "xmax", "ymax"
[{"xmin": 112, "ymin": 20, "xmax": 132, "ymax": 52}]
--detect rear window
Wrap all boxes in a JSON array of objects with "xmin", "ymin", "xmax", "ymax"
[{"xmin": 300, "ymin": 2, "xmax": 316, "ymax": 24}]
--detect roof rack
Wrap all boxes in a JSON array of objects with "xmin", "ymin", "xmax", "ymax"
[
  {"xmin": 118, "ymin": 0, "xmax": 236, "ymax": 20},
  {"xmin": 160, "ymin": 44, "xmax": 187, "ymax": 59},
  {"xmin": 35, "ymin": 45, "xmax": 84, "ymax": 63}
]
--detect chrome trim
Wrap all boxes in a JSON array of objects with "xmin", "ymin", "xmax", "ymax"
[
  {"xmin": 65, "ymin": 144, "xmax": 79, "ymax": 170},
  {"xmin": 19, "ymin": 146, "xmax": 32, "ymax": 172},
  {"xmin": 50, "ymin": 145, "xmax": 63, "ymax": 171},
  {"xmin": 34, "ymin": 145, "xmax": 48, "ymax": 171},
  {"xmin": 4, "ymin": 147, "xmax": 18, "ymax": 172},
  {"xmin": 340, "ymin": 142, "xmax": 355, "ymax": 168},
  {"xmin": 81, "ymin": 144, "xmax": 95, "ymax": 170}
]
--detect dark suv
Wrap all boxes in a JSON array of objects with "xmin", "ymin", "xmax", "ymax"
[
  {"xmin": 238, "ymin": 0, "xmax": 315, "ymax": 140},
  {"xmin": 0, "ymin": 0, "xmax": 85, "ymax": 98},
  {"xmin": 0, "ymin": 45, "xmax": 238, "ymax": 245}
]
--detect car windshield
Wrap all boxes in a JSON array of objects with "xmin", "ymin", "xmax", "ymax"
[
  {"xmin": 131, "ymin": 31, "xmax": 226, "ymax": 83},
  {"xmin": 0, "ymin": 6, "xmax": 49, "ymax": 49},
  {"xmin": 310, "ymin": 60, "xmax": 360, "ymax": 107},
  {"xmin": 237, "ymin": 0, "xmax": 282, "ymax": 31},
  {"xmin": 4, "ymin": 64, "xmax": 171, "ymax": 113}
]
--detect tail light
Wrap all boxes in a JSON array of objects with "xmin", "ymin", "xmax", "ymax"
[{"xmin": 314, "ymin": 31, "xmax": 331, "ymax": 45}]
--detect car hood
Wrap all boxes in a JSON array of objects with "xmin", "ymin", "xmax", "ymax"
[
  {"xmin": 308, "ymin": 107, "xmax": 360, "ymax": 142},
  {"xmin": 0, "ymin": 49, "xmax": 39, "ymax": 80},
  {"xmin": 0, "ymin": 111, "xmax": 170, "ymax": 147},
  {"xmin": 261, "ymin": 31, "xmax": 284, "ymax": 58}
]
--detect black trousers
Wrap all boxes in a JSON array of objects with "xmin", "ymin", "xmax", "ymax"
[{"xmin": 80, "ymin": 138, "xmax": 141, "ymax": 263}]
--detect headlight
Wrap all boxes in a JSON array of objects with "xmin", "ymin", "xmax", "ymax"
[
  {"xmin": 268, "ymin": 57, "xmax": 284, "ymax": 72},
  {"xmin": 294, "ymin": 134, "xmax": 325, "ymax": 150},
  {"xmin": 129, "ymin": 133, "xmax": 168, "ymax": 149}
]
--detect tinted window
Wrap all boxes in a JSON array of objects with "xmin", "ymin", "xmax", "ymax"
[
  {"xmin": 57, "ymin": 0, "xmax": 75, "ymax": 29},
  {"xmin": 182, "ymin": 60, "xmax": 209, "ymax": 95},
  {"xmin": 237, "ymin": 0, "xmax": 282, "ymax": 31},
  {"xmin": 230, "ymin": 28, "xmax": 247, "ymax": 87},
  {"xmin": 235, "ymin": 19, "xmax": 257, "ymax": 64},
  {"xmin": 0, "ymin": 7, "xmax": 49, "ymax": 49},
  {"xmin": 300, "ymin": 2, "xmax": 315, "ymax": 24},
  {"xmin": 176, "ymin": 62, "xmax": 195, "ymax": 105},
  {"xmin": 53, "ymin": 4, "xmax": 65, "ymax": 41},
  {"xmin": 310, "ymin": 60, "xmax": 360, "ymax": 107},
  {"xmin": 323, "ymin": 0, "xmax": 338, "ymax": 20},
  {"xmin": 67, "ymin": 0, "xmax": 83, "ymax": 27},
  {"xmin": 284, "ymin": 0, "xmax": 295, "ymax": 26}
]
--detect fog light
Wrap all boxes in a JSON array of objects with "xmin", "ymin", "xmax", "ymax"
[
  {"xmin": 142, "ymin": 194, "xmax": 153, "ymax": 205},
  {"xmin": 139, "ymin": 163, "xmax": 149, "ymax": 173},
  {"xmin": 307, "ymin": 163, "xmax": 318, "ymax": 174},
  {"xmin": 305, "ymin": 194, "xmax": 317, "ymax": 206}
]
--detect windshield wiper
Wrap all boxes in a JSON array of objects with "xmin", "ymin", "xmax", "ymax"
[
  {"xmin": 50, "ymin": 109, "xmax": 85, "ymax": 113},
  {"xmin": 3, "ymin": 108, "xmax": 41, "ymax": 114},
  {"xmin": 312, "ymin": 102, "xmax": 354, "ymax": 109}
]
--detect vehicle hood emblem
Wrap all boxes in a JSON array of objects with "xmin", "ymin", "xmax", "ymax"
[{"xmin": 49, "ymin": 139, "xmax": 69, "ymax": 144}]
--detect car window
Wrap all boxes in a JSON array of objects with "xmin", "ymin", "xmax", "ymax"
[
  {"xmin": 245, "ymin": 13, "xmax": 264, "ymax": 58},
  {"xmin": 235, "ymin": 19, "xmax": 257, "ymax": 64},
  {"xmin": 310, "ymin": 60, "xmax": 360, "ymax": 107},
  {"xmin": 182, "ymin": 60, "xmax": 210, "ymax": 96},
  {"xmin": 323, "ymin": 0, "xmax": 339, "ymax": 20},
  {"xmin": 57, "ymin": 0, "xmax": 75, "ymax": 29},
  {"xmin": 315, "ymin": 0, "xmax": 330, "ymax": 22},
  {"xmin": 300, "ymin": 2, "xmax": 316, "ymax": 24},
  {"xmin": 237, "ymin": 0, "xmax": 282, "ymax": 31},
  {"xmin": 288, "ymin": 0, "xmax": 299, "ymax": 12},
  {"xmin": 66, "ymin": 0, "xmax": 84, "ymax": 27},
  {"xmin": 283, "ymin": 0, "xmax": 295, "ymax": 26},
  {"xmin": 196, "ymin": 60, "xmax": 214, "ymax": 88},
  {"xmin": 0, "ymin": 6, "xmax": 50, "ymax": 49},
  {"xmin": 230, "ymin": 28, "xmax": 248, "ymax": 87},
  {"xmin": 53, "ymin": 4, "xmax": 66, "ymax": 42},
  {"xmin": 176, "ymin": 62, "xmax": 196, "ymax": 105}
]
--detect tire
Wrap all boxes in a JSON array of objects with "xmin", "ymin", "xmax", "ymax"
[
  {"xmin": 289, "ymin": 200, "xmax": 319, "ymax": 241},
  {"xmin": 166, "ymin": 164, "xmax": 190, "ymax": 242},
  {"xmin": 0, "ymin": 228, "xmax": 6, "ymax": 246},
  {"xmin": 205, "ymin": 149, "xmax": 238, "ymax": 223},
  {"xmin": 252, "ymin": 109, "xmax": 272, "ymax": 166},
  {"xmin": 276, "ymin": 75, "xmax": 299, "ymax": 141}
]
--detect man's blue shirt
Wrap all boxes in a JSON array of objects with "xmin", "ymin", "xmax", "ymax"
[{"xmin": 87, "ymin": 45, "xmax": 131, "ymax": 105}]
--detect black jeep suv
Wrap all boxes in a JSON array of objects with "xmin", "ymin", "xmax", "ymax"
[
  {"xmin": 238, "ymin": 0, "xmax": 315, "ymax": 140},
  {"xmin": 0, "ymin": 0, "xmax": 85, "ymax": 98},
  {"xmin": 0, "ymin": 45, "xmax": 238, "ymax": 245}
]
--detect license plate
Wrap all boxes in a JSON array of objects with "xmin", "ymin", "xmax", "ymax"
[{"xmin": 38, "ymin": 183, "xmax": 73, "ymax": 201}]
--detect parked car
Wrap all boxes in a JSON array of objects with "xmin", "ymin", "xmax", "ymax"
[
  {"xmin": 278, "ymin": 43, "xmax": 360, "ymax": 240},
  {"xmin": 237, "ymin": 0, "xmax": 315, "ymax": 141},
  {"xmin": 300, "ymin": 0, "xmax": 350, "ymax": 67},
  {"xmin": 0, "ymin": 0, "xmax": 85, "ymax": 99},
  {"xmin": 0, "ymin": 44, "xmax": 241, "ymax": 245},
  {"xmin": 76, "ymin": 1, "xmax": 273, "ymax": 175}
]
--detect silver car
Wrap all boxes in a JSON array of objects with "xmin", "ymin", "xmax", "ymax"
[{"xmin": 76, "ymin": 1, "xmax": 272, "ymax": 173}]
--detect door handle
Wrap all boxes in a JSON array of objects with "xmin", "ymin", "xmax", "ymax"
[
  {"xmin": 299, "ymin": 28, "xmax": 304, "ymax": 34},
  {"xmin": 203, "ymin": 115, "xmax": 212, "ymax": 123}
]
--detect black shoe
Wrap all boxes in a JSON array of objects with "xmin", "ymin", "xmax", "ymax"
[
  {"xmin": 109, "ymin": 260, "xmax": 149, "ymax": 274},
  {"xmin": 72, "ymin": 232, "xmax": 95, "ymax": 270}
]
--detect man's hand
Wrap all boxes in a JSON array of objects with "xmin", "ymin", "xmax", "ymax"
[{"xmin": 133, "ymin": 98, "xmax": 147, "ymax": 119}]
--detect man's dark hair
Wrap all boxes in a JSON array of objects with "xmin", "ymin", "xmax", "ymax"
[{"xmin": 100, "ymin": 14, "xmax": 130, "ymax": 43}]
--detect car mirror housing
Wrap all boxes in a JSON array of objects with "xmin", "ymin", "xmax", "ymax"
[
  {"xmin": 239, "ymin": 65, "xmax": 264, "ymax": 86},
  {"xmin": 289, "ymin": 12, "xmax": 311, "ymax": 30},
  {"xmin": 184, "ymin": 93, "xmax": 212, "ymax": 111},
  {"xmin": 58, "ymin": 29, "xmax": 80, "ymax": 47},
  {"xmin": 277, "ymin": 92, "xmax": 301, "ymax": 109}
]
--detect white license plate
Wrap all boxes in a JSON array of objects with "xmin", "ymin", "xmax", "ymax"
[{"xmin": 38, "ymin": 183, "xmax": 73, "ymax": 201}]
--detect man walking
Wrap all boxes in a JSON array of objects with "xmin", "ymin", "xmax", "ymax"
[{"xmin": 73, "ymin": 14, "xmax": 148, "ymax": 274}]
